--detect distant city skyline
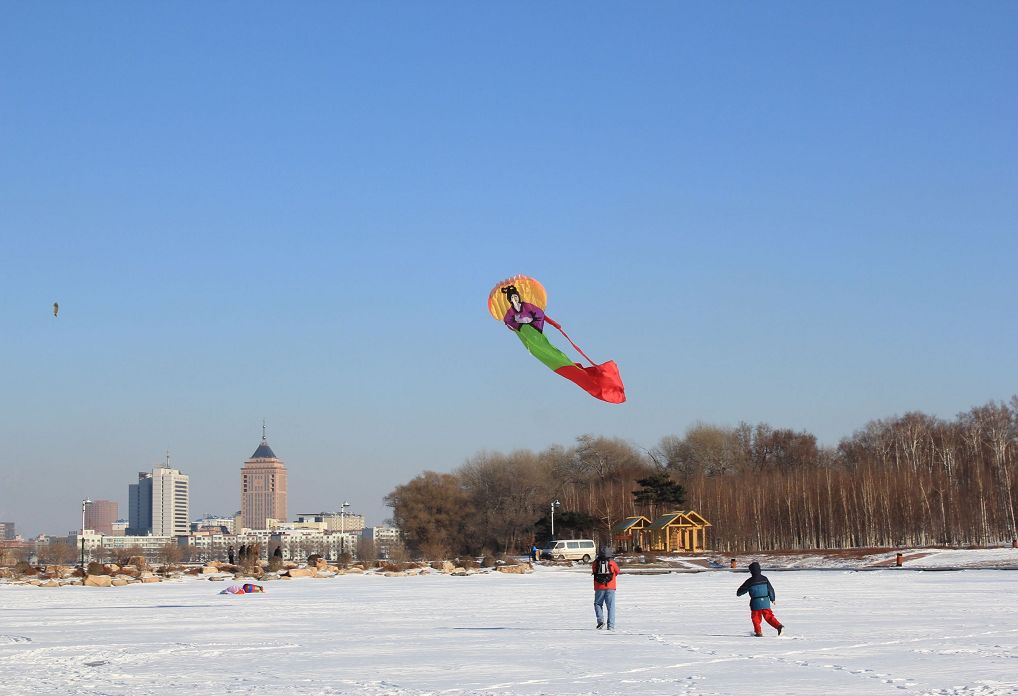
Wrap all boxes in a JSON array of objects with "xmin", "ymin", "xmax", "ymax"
[{"xmin": 32, "ymin": 431, "xmax": 371, "ymax": 541}]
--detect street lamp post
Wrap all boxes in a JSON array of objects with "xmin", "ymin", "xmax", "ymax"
[
  {"xmin": 550, "ymin": 499, "xmax": 560, "ymax": 538},
  {"xmin": 80, "ymin": 499, "xmax": 92, "ymax": 568},
  {"xmin": 340, "ymin": 501, "xmax": 350, "ymax": 556}
]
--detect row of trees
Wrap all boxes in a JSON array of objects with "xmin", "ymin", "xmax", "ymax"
[{"xmin": 386, "ymin": 397, "xmax": 1018, "ymax": 556}]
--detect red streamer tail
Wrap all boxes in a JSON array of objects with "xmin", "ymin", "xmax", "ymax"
[{"xmin": 544, "ymin": 315, "xmax": 597, "ymax": 367}]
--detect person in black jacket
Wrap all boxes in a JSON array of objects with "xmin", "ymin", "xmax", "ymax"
[{"xmin": 736, "ymin": 561, "xmax": 784, "ymax": 637}]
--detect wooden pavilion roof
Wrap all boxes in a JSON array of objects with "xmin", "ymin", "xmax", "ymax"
[
  {"xmin": 647, "ymin": 510, "xmax": 711, "ymax": 531},
  {"xmin": 611, "ymin": 516, "xmax": 651, "ymax": 534}
]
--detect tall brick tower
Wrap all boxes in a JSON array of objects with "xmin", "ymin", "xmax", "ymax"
[{"xmin": 239, "ymin": 425, "xmax": 287, "ymax": 530}]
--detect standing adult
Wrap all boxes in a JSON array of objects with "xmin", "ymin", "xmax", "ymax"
[
  {"xmin": 591, "ymin": 546, "xmax": 620, "ymax": 630},
  {"xmin": 227, "ymin": 545, "xmax": 235, "ymax": 565}
]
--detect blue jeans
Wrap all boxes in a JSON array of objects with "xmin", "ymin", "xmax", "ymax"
[{"xmin": 594, "ymin": 589, "xmax": 616, "ymax": 629}]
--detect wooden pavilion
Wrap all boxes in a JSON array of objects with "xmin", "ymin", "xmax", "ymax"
[
  {"xmin": 610, "ymin": 515, "xmax": 651, "ymax": 552},
  {"xmin": 645, "ymin": 510, "xmax": 711, "ymax": 553}
]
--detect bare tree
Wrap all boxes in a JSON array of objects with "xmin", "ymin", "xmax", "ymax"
[
  {"xmin": 158, "ymin": 542, "xmax": 184, "ymax": 566},
  {"xmin": 356, "ymin": 537, "xmax": 377, "ymax": 563},
  {"xmin": 385, "ymin": 471, "xmax": 474, "ymax": 556},
  {"xmin": 44, "ymin": 541, "xmax": 76, "ymax": 566}
]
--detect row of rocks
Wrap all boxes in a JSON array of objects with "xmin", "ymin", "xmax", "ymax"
[
  {"xmin": 5, "ymin": 560, "xmax": 534, "ymax": 587},
  {"xmin": 22, "ymin": 571, "xmax": 163, "ymax": 588},
  {"xmin": 83, "ymin": 572, "xmax": 162, "ymax": 587},
  {"xmin": 201, "ymin": 561, "xmax": 534, "ymax": 580}
]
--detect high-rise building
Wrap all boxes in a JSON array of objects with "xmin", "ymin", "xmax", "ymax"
[
  {"xmin": 128, "ymin": 472, "xmax": 153, "ymax": 535},
  {"xmin": 84, "ymin": 500, "xmax": 118, "ymax": 535},
  {"xmin": 151, "ymin": 466, "xmax": 190, "ymax": 536},
  {"xmin": 127, "ymin": 464, "xmax": 190, "ymax": 537},
  {"xmin": 240, "ymin": 431, "xmax": 287, "ymax": 531},
  {"xmin": 0, "ymin": 522, "xmax": 14, "ymax": 540}
]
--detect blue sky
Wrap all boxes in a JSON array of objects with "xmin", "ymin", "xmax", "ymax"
[{"xmin": 2, "ymin": 3, "xmax": 1016, "ymax": 536}]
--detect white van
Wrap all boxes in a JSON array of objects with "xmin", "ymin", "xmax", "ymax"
[{"xmin": 540, "ymin": 539, "xmax": 597, "ymax": 562}]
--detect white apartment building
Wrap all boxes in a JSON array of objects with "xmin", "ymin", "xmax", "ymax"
[
  {"xmin": 295, "ymin": 512, "xmax": 366, "ymax": 534},
  {"xmin": 150, "ymin": 466, "xmax": 190, "ymax": 537},
  {"xmin": 71, "ymin": 525, "xmax": 392, "ymax": 565},
  {"xmin": 362, "ymin": 526, "xmax": 403, "ymax": 559},
  {"xmin": 76, "ymin": 531, "xmax": 179, "ymax": 562},
  {"xmin": 268, "ymin": 529, "xmax": 357, "ymax": 561},
  {"xmin": 193, "ymin": 515, "xmax": 235, "ymax": 534}
]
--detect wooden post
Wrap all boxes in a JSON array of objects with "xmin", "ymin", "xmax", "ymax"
[
  {"xmin": 895, "ymin": 552, "xmax": 903, "ymax": 567},
  {"xmin": 730, "ymin": 558, "xmax": 737, "ymax": 569}
]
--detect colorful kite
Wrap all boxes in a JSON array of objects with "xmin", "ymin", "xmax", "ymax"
[{"xmin": 488, "ymin": 275, "xmax": 625, "ymax": 404}]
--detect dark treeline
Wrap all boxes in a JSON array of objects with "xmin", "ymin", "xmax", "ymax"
[{"xmin": 385, "ymin": 397, "xmax": 1018, "ymax": 556}]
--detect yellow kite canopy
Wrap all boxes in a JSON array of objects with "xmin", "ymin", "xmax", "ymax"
[{"xmin": 487, "ymin": 275, "xmax": 547, "ymax": 321}]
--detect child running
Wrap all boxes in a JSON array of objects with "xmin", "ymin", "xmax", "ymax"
[{"xmin": 736, "ymin": 561, "xmax": 784, "ymax": 637}]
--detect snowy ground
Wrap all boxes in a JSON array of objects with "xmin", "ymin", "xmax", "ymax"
[
  {"xmin": 711, "ymin": 547, "xmax": 1018, "ymax": 571},
  {"xmin": 2, "ymin": 565, "xmax": 1017, "ymax": 695}
]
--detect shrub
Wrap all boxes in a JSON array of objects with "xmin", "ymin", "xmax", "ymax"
[
  {"xmin": 456, "ymin": 557, "xmax": 479, "ymax": 570},
  {"xmin": 14, "ymin": 560, "xmax": 36, "ymax": 577},
  {"xmin": 417, "ymin": 541, "xmax": 449, "ymax": 563}
]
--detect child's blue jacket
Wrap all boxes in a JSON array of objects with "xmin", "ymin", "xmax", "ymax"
[{"xmin": 736, "ymin": 562, "xmax": 776, "ymax": 610}]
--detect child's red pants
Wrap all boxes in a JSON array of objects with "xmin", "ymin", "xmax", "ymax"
[{"xmin": 751, "ymin": 609, "xmax": 782, "ymax": 634}]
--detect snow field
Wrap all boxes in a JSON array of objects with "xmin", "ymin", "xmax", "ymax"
[{"xmin": 1, "ymin": 566, "xmax": 1017, "ymax": 695}]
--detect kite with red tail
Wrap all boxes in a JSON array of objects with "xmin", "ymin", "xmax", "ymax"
[{"xmin": 488, "ymin": 275, "xmax": 625, "ymax": 404}]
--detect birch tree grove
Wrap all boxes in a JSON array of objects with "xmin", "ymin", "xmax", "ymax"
[{"xmin": 385, "ymin": 398, "xmax": 1018, "ymax": 556}]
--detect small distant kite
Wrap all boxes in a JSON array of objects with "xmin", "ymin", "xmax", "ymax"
[
  {"xmin": 488, "ymin": 275, "xmax": 625, "ymax": 404},
  {"xmin": 53, "ymin": 302, "xmax": 59, "ymax": 317}
]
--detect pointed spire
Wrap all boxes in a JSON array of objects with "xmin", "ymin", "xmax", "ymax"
[{"xmin": 251, "ymin": 422, "xmax": 277, "ymax": 460}]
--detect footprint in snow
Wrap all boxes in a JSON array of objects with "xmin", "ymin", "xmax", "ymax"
[{"xmin": 0, "ymin": 635, "xmax": 32, "ymax": 644}]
